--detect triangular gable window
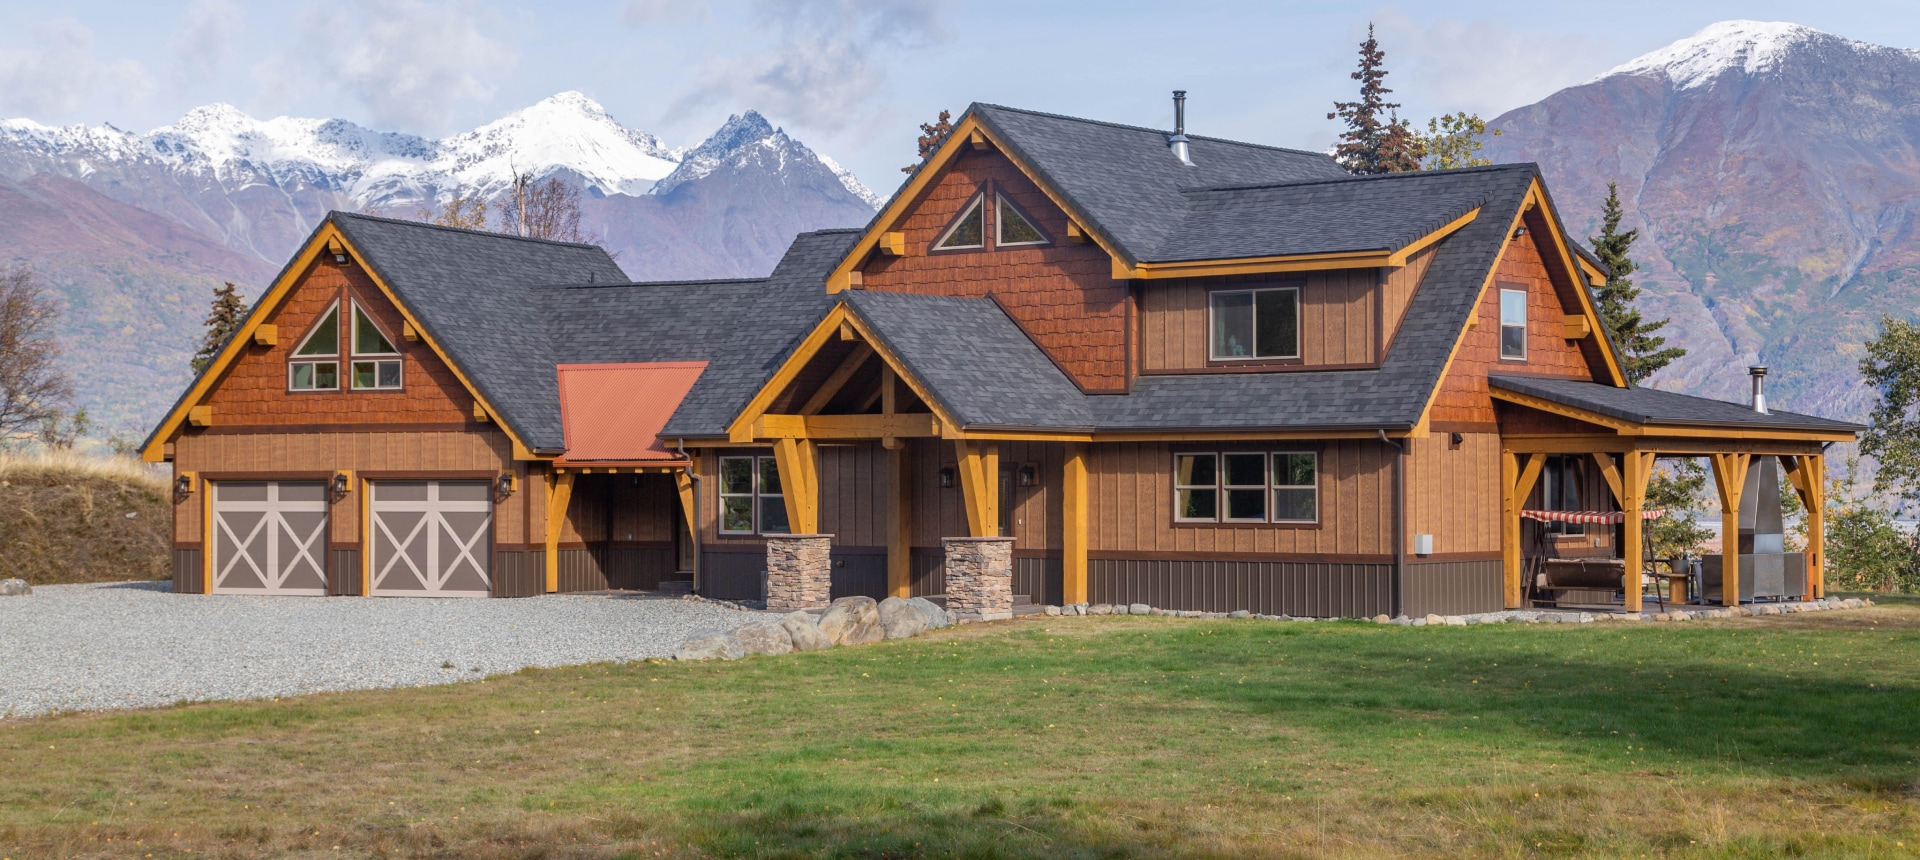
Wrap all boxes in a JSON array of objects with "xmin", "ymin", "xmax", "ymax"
[
  {"xmin": 350, "ymin": 301, "xmax": 403, "ymax": 390},
  {"xmin": 995, "ymin": 193, "xmax": 1048, "ymax": 246},
  {"xmin": 352, "ymin": 303, "xmax": 398, "ymax": 355},
  {"xmin": 932, "ymin": 194, "xmax": 985, "ymax": 250},
  {"xmin": 288, "ymin": 304, "xmax": 340, "ymax": 391}
]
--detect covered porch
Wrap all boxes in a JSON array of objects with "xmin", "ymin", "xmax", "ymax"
[{"xmin": 1489, "ymin": 374, "xmax": 1863, "ymax": 613}]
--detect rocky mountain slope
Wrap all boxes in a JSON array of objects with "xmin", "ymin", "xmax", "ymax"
[
  {"xmin": 1487, "ymin": 20, "xmax": 1920, "ymax": 420},
  {"xmin": 0, "ymin": 93, "xmax": 880, "ymax": 430}
]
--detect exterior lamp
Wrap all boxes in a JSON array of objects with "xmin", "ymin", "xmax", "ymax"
[
  {"xmin": 330, "ymin": 472, "xmax": 351, "ymax": 499},
  {"xmin": 939, "ymin": 467, "xmax": 955, "ymax": 488},
  {"xmin": 174, "ymin": 473, "xmax": 195, "ymax": 498},
  {"xmin": 1018, "ymin": 465, "xmax": 1037, "ymax": 487},
  {"xmin": 496, "ymin": 472, "xmax": 516, "ymax": 498}
]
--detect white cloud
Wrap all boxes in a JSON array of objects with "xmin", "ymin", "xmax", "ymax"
[
  {"xmin": 1366, "ymin": 11, "xmax": 1614, "ymax": 120},
  {"xmin": 669, "ymin": 0, "xmax": 944, "ymax": 132},
  {"xmin": 623, "ymin": 0, "xmax": 709, "ymax": 26},
  {"xmin": 171, "ymin": 0, "xmax": 244, "ymax": 86},
  {"xmin": 0, "ymin": 19, "xmax": 153, "ymax": 118}
]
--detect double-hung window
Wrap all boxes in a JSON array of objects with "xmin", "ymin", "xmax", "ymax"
[
  {"xmin": 1499, "ymin": 287, "xmax": 1527, "ymax": 360},
  {"xmin": 1174, "ymin": 451, "xmax": 1318, "ymax": 524},
  {"xmin": 288, "ymin": 304, "xmax": 340, "ymax": 391},
  {"xmin": 1209, "ymin": 287, "xmax": 1299, "ymax": 361},
  {"xmin": 718, "ymin": 455, "xmax": 789, "ymax": 534},
  {"xmin": 350, "ymin": 302, "xmax": 402, "ymax": 390}
]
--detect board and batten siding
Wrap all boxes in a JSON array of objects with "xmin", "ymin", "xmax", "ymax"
[{"xmin": 1403, "ymin": 431, "xmax": 1501, "ymax": 556}]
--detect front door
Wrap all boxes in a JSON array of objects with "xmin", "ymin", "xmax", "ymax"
[
  {"xmin": 369, "ymin": 481, "xmax": 493, "ymax": 597},
  {"xmin": 210, "ymin": 481, "xmax": 329, "ymax": 595}
]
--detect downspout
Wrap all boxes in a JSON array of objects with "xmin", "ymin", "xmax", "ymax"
[
  {"xmin": 1379, "ymin": 429, "xmax": 1406, "ymax": 618},
  {"xmin": 677, "ymin": 439, "xmax": 702, "ymax": 594}
]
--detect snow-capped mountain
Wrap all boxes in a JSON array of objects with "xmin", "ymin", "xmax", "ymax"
[
  {"xmin": 1488, "ymin": 20, "xmax": 1920, "ymax": 421},
  {"xmin": 0, "ymin": 92, "xmax": 881, "ymax": 431}
]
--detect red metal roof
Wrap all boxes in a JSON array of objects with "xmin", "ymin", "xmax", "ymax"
[{"xmin": 555, "ymin": 362, "xmax": 707, "ymax": 465}]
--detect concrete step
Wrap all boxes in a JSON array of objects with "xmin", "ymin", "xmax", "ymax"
[{"xmin": 657, "ymin": 580, "xmax": 695, "ymax": 596}]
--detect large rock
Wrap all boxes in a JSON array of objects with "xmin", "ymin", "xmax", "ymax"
[
  {"xmin": 0, "ymin": 578, "xmax": 30, "ymax": 596},
  {"xmin": 733, "ymin": 620, "xmax": 795, "ymax": 656},
  {"xmin": 878, "ymin": 596, "xmax": 931, "ymax": 640},
  {"xmin": 781, "ymin": 611, "xmax": 834, "ymax": 651},
  {"xmin": 819, "ymin": 596, "xmax": 885, "ymax": 646},
  {"xmin": 908, "ymin": 596, "xmax": 951, "ymax": 629},
  {"xmin": 674, "ymin": 629, "xmax": 744, "ymax": 661}
]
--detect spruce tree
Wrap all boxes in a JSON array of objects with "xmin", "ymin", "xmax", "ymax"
[
  {"xmin": 1589, "ymin": 182, "xmax": 1684, "ymax": 383},
  {"xmin": 192, "ymin": 281, "xmax": 247, "ymax": 375},
  {"xmin": 1327, "ymin": 24, "xmax": 1423, "ymax": 175}
]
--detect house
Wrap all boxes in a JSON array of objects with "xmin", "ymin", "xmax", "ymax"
[{"xmin": 142, "ymin": 97, "xmax": 1861, "ymax": 616}]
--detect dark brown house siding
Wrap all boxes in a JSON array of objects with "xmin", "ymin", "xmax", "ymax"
[
  {"xmin": 1402, "ymin": 559, "xmax": 1503, "ymax": 616},
  {"xmin": 1088, "ymin": 557, "xmax": 1394, "ymax": 617}
]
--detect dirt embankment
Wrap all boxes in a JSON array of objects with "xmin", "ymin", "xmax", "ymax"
[{"xmin": 0, "ymin": 452, "xmax": 170, "ymax": 584}]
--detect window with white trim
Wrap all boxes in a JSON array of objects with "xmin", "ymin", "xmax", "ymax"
[
  {"xmin": 933, "ymin": 193, "xmax": 986, "ymax": 250},
  {"xmin": 350, "ymin": 301, "xmax": 402, "ymax": 390},
  {"xmin": 995, "ymin": 193, "xmax": 1047, "ymax": 246},
  {"xmin": 1499, "ymin": 287, "xmax": 1527, "ymax": 360},
  {"xmin": 288, "ymin": 304, "xmax": 340, "ymax": 391},
  {"xmin": 1174, "ymin": 451, "xmax": 1318, "ymax": 524},
  {"xmin": 718, "ymin": 455, "xmax": 789, "ymax": 534},
  {"xmin": 1209, "ymin": 287, "xmax": 1299, "ymax": 360}
]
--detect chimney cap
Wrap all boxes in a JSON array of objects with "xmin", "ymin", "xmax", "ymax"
[{"xmin": 1749, "ymin": 365, "xmax": 1769, "ymax": 376}]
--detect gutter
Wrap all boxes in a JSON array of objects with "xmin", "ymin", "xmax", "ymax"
[{"xmin": 1379, "ymin": 429, "xmax": 1406, "ymax": 619}]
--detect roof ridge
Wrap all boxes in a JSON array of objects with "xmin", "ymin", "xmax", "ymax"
[
  {"xmin": 1183, "ymin": 163, "xmax": 1536, "ymax": 195},
  {"xmin": 543, "ymin": 277, "xmax": 768, "ymax": 291},
  {"xmin": 968, "ymin": 102, "xmax": 1334, "ymax": 159},
  {"xmin": 330, "ymin": 210, "xmax": 608, "ymax": 251}
]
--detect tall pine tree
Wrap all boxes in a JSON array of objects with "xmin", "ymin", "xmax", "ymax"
[
  {"xmin": 1327, "ymin": 24, "xmax": 1423, "ymax": 175},
  {"xmin": 192, "ymin": 281, "xmax": 247, "ymax": 375},
  {"xmin": 1589, "ymin": 182, "xmax": 1684, "ymax": 383}
]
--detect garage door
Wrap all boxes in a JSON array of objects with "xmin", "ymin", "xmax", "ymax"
[
  {"xmin": 211, "ymin": 481, "xmax": 329, "ymax": 595},
  {"xmin": 369, "ymin": 481, "xmax": 492, "ymax": 597}
]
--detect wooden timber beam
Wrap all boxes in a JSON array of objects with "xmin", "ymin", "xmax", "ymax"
[
  {"xmin": 1592, "ymin": 453, "xmax": 1624, "ymax": 505},
  {"xmin": 753, "ymin": 413, "xmax": 942, "ymax": 440},
  {"xmin": 800, "ymin": 343, "xmax": 874, "ymax": 415},
  {"xmin": 1502, "ymin": 451, "xmax": 1547, "ymax": 608},
  {"xmin": 544, "ymin": 469, "xmax": 576, "ymax": 594},
  {"xmin": 675, "ymin": 462, "xmax": 698, "ymax": 591},
  {"xmin": 954, "ymin": 440, "xmax": 1000, "ymax": 537},
  {"xmin": 1619, "ymin": 450, "xmax": 1655, "ymax": 613},
  {"xmin": 1782, "ymin": 454, "xmax": 1826, "ymax": 599},
  {"xmin": 1502, "ymin": 435, "xmax": 1827, "ymax": 456},
  {"xmin": 887, "ymin": 444, "xmax": 911, "ymax": 598},
  {"xmin": 879, "ymin": 366, "xmax": 901, "ymax": 450},
  {"xmin": 773, "ymin": 438, "xmax": 821, "ymax": 535},
  {"xmin": 1062, "ymin": 442, "xmax": 1089, "ymax": 605},
  {"xmin": 1710, "ymin": 452, "xmax": 1752, "ymax": 607}
]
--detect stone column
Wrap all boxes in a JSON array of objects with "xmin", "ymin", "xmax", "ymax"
[
  {"xmin": 765, "ymin": 534, "xmax": 833, "ymax": 611},
  {"xmin": 943, "ymin": 537, "xmax": 1014, "ymax": 621}
]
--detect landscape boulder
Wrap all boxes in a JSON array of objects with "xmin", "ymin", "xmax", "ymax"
[
  {"xmin": 1089, "ymin": 603, "xmax": 1113, "ymax": 615},
  {"xmin": 878, "ymin": 596, "xmax": 932, "ymax": 640},
  {"xmin": 1128, "ymin": 603, "xmax": 1151, "ymax": 615},
  {"xmin": 781, "ymin": 611, "xmax": 834, "ymax": 651},
  {"xmin": 674, "ymin": 629, "xmax": 744, "ymax": 661},
  {"xmin": 907, "ymin": 596, "xmax": 952, "ymax": 629},
  {"xmin": 733, "ymin": 620, "xmax": 795, "ymax": 656},
  {"xmin": 0, "ymin": 578, "xmax": 29, "ymax": 596},
  {"xmin": 819, "ymin": 596, "xmax": 885, "ymax": 646}
]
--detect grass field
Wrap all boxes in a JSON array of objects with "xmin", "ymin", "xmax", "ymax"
[{"xmin": 1, "ymin": 597, "xmax": 1916, "ymax": 859}]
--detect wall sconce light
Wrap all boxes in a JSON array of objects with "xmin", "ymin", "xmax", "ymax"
[
  {"xmin": 938, "ymin": 467, "xmax": 955, "ymax": 488},
  {"xmin": 173, "ymin": 472, "xmax": 196, "ymax": 499},
  {"xmin": 1511, "ymin": 226, "xmax": 1528, "ymax": 239},
  {"xmin": 1017, "ymin": 465, "xmax": 1037, "ymax": 487},
  {"xmin": 1449, "ymin": 432, "xmax": 1465, "ymax": 446},
  {"xmin": 330, "ymin": 471, "xmax": 351, "ymax": 499},
  {"xmin": 496, "ymin": 472, "xmax": 517, "ymax": 499}
]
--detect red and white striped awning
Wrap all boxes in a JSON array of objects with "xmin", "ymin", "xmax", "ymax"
[{"xmin": 1521, "ymin": 509, "xmax": 1666, "ymax": 524}]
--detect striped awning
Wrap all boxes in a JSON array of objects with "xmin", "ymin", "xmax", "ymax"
[{"xmin": 1521, "ymin": 509, "xmax": 1666, "ymax": 524}]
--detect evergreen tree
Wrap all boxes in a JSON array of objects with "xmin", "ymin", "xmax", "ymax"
[
  {"xmin": 1417, "ymin": 112, "xmax": 1500, "ymax": 170},
  {"xmin": 1326, "ymin": 24, "xmax": 1423, "ymax": 175},
  {"xmin": 903, "ymin": 109, "xmax": 953, "ymax": 174},
  {"xmin": 1589, "ymin": 182, "xmax": 1684, "ymax": 383},
  {"xmin": 192, "ymin": 281, "xmax": 247, "ymax": 375}
]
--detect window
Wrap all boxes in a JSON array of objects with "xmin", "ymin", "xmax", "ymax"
[
  {"xmin": 1541, "ymin": 455, "xmax": 1585, "ymax": 536},
  {"xmin": 995, "ymin": 193, "xmax": 1047, "ymax": 246},
  {"xmin": 718, "ymin": 455, "xmax": 789, "ymax": 534},
  {"xmin": 1499, "ymin": 287, "xmax": 1527, "ymax": 360},
  {"xmin": 1174, "ymin": 450, "xmax": 1318, "ymax": 524},
  {"xmin": 1209, "ymin": 287, "xmax": 1299, "ymax": 360},
  {"xmin": 350, "ymin": 302, "xmax": 402, "ymax": 390},
  {"xmin": 288, "ymin": 304, "xmax": 340, "ymax": 391},
  {"xmin": 933, "ymin": 194, "xmax": 985, "ymax": 250}
]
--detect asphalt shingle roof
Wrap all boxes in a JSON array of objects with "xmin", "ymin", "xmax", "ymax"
[
  {"xmin": 1158, "ymin": 171, "xmax": 1495, "ymax": 263},
  {"xmin": 1489, "ymin": 376, "xmax": 1864, "ymax": 433}
]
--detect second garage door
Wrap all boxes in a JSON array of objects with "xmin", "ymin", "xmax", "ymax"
[{"xmin": 369, "ymin": 481, "xmax": 493, "ymax": 597}]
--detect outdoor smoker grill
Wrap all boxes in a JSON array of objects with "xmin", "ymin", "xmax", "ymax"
[{"xmin": 1700, "ymin": 368, "xmax": 1808, "ymax": 602}]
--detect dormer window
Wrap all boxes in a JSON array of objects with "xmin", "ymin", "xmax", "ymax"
[
  {"xmin": 995, "ymin": 193, "xmax": 1048, "ymax": 246},
  {"xmin": 288, "ymin": 305, "xmax": 340, "ymax": 391},
  {"xmin": 1209, "ymin": 287, "xmax": 1299, "ymax": 361},
  {"xmin": 350, "ymin": 302, "xmax": 402, "ymax": 390},
  {"xmin": 932, "ymin": 194, "xmax": 985, "ymax": 250}
]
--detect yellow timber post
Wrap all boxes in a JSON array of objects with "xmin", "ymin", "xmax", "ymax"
[
  {"xmin": 1062, "ymin": 443, "xmax": 1089, "ymax": 605},
  {"xmin": 1783, "ymin": 454, "xmax": 1826, "ymax": 599},
  {"xmin": 954, "ymin": 440, "xmax": 1000, "ymax": 537},
  {"xmin": 887, "ymin": 444, "xmax": 912, "ymax": 598},
  {"xmin": 773, "ymin": 438, "xmax": 820, "ymax": 534},
  {"xmin": 675, "ymin": 459, "xmax": 699, "ymax": 592},
  {"xmin": 545, "ymin": 469, "xmax": 576, "ymax": 593},
  {"xmin": 1710, "ymin": 453, "xmax": 1752, "ymax": 607},
  {"xmin": 1619, "ymin": 450, "xmax": 1655, "ymax": 613},
  {"xmin": 1501, "ymin": 451, "xmax": 1547, "ymax": 608}
]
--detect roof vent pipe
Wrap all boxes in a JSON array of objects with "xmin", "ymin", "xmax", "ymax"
[
  {"xmin": 1168, "ymin": 90, "xmax": 1194, "ymax": 166},
  {"xmin": 1749, "ymin": 365, "xmax": 1769, "ymax": 414}
]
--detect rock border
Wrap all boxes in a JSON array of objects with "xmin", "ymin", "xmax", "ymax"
[{"xmin": 1044, "ymin": 596, "xmax": 1875, "ymax": 626}]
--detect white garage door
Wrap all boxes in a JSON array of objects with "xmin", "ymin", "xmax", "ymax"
[
  {"xmin": 369, "ymin": 481, "xmax": 492, "ymax": 597},
  {"xmin": 211, "ymin": 481, "xmax": 329, "ymax": 595}
]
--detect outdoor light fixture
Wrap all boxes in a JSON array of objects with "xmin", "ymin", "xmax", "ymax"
[
  {"xmin": 939, "ymin": 467, "xmax": 955, "ymax": 488},
  {"xmin": 174, "ymin": 473, "xmax": 195, "ymax": 498},
  {"xmin": 1450, "ymin": 432, "xmax": 1465, "ymax": 446},
  {"xmin": 330, "ymin": 472, "xmax": 351, "ymax": 498},
  {"xmin": 1018, "ymin": 465, "xmax": 1037, "ymax": 487},
  {"xmin": 1512, "ymin": 226, "xmax": 1528, "ymax": 239},
  {"xmin": 497, "ymin": 472, "xmax": 517, "ymax": 498}
]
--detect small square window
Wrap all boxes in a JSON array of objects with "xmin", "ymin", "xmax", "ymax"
[
  {"xmin": 289, "ymin": 361, "xmax": 338, "ymax": 391},
  {"xmin": 1210, "ymin": 288, "xmax": 1299, "ymax": 361},
  {"xmin": 351, "ymin": 359, "xmax": 402, "ymax": 390},
  {"xmin": 1500, "ymin": 288, "xmax": 1528, "ymax": 360}
]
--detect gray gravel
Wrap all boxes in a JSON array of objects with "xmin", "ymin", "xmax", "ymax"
[{"xmin": 0, "ymin": 581, "xmax": 769, "ymax": 719}]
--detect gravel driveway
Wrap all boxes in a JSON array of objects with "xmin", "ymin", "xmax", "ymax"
[{"xmin": 0, "ymin": 582, "xmax": 768, "ymax": 719}]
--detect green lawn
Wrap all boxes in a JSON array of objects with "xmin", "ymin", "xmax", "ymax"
[{"xmin": 3, "ymin": 598, "xmax": 1918, "ymax": 859}]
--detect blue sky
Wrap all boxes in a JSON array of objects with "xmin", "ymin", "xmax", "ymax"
[{"xmin": 2, "ymin": 0, "xmax": 1914, "ymax": 190}]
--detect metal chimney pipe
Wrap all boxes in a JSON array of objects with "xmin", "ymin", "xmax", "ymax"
[
  {"xmin": 1749, "ymin": 366, "xmax": 1769, "ymax": 414},
  {"xmin": 1168, "ymin": 90, "xmax": 1193, "ymax": 166}
]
